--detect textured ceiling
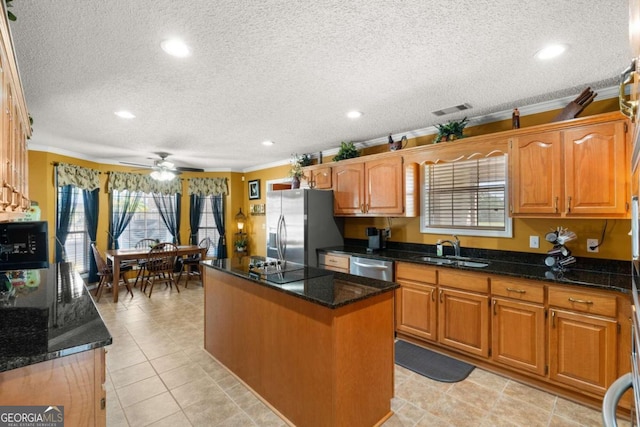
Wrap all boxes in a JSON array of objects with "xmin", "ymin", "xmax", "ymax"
[{"xmin": 8, "ymin": 0, "xmax": 631, "ymax": 171}]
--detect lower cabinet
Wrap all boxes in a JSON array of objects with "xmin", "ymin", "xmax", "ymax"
[
  {"xmin": 394, "ymin": 261, "xmax": 628, "ymax": 408},
  {"xmin": 547, "ymin": 284, "xmax": 619, "ymax": 396},
  {"xmin": 395, "ymin": 263, "xmax": 437, "ymax": 341},
  {"xmin": 492, "ymin": 297, "xmax": 546, "ymax": 375},
  {"xmin": 438, "ymin": 287, "xmax": 489, "ymax": 357},
  {"xmin": 318, "ymin": 252, "xmax": 350, "ymax": 273}
]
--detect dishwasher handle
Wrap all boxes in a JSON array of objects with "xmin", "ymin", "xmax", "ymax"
[{"xmin": 351, "ymin": 261, "xmax": 390, "ymax": 270}]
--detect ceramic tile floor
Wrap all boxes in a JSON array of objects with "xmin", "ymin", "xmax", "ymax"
[{"xmin": 93, "ymin": 281, "xmax": 627, "ymax": 427}]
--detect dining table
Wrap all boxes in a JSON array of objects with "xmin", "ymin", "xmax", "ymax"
[{"xmin": 105, "ymin": 244, "xmax": 206, "ymax": 302}]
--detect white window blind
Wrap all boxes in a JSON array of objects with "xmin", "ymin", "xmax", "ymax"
[{"xmin": 421, "ymin": 155, "xmax": 511, "ymax": 237}]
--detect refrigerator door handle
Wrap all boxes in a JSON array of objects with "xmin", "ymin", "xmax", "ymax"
[
  {"xmin": 633, "ymin": 196, "xmax": 639, "ymax": 261},
  {"xmin": 279, "ymin": 215, "xmax": 287, "ymax": 259},
  {"xmin": 276, "ymin": 214, "xmax": 283, "ymax": 260}
]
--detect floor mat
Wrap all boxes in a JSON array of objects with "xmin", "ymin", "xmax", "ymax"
[{"xmin": 395, "ymin": 340, "xmax": 475, "ymax": 383}]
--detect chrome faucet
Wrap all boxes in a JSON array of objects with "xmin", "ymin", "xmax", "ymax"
[{"xmin": 438, "ymin": 235, "xmax": 461, "ymax": 257}]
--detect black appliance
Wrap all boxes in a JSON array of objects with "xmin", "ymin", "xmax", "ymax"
[
  {"xmin": 366, "ymin": 227, "xmax": 386, "ymax": 252},
  {"xmin": 0, "ymin": 221, "xmax": 49, "ymax": 270}
]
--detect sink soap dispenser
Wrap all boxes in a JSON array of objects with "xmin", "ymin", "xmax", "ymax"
[{"xmin": 436, "ymin": 240, "xmax": 443, "ymax": 257}]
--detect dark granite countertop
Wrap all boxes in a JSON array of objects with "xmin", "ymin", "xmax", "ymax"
[
  {"xmin": 319, "ymin": 243, "xmax": 632, "ymax": 294},
  {"xmin": 201, "ymin": 258, "xmax": 398, "ymax": 309},
  {"xmin": 0, "ymin": 262, "xmax": 112, "ymax": 373}
]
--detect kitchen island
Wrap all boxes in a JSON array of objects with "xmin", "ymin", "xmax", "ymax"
[
  {"xmin": 202, "ymin": 257, "xmax": 398, "ymax": 427},
  {"xmin": 0, "ymin": 262, "xmax": 111, "ymax": 426}
]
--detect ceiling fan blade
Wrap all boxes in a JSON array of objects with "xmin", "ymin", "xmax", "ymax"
[
  {"xmin": 120, "ymin": 161, "xmax": 152, "ymax": 169},
  {"xmin": 175, "ymin": 166, "xmax": 205, "ymax": 172}
]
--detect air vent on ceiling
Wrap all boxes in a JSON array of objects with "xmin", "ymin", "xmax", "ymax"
[{"xmin": 432, "ymin": 103, "xmax": 473, "ymax": 117}]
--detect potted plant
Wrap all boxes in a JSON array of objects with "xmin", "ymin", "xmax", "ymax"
[
  {"xmin": 289, "ymin": 154, "xmax": 308, "ymax": 189},
  {"xmin": 234, "ymin": 236, "xmax": 248, "ymax": 252},
  {"xmin": 333, "ymin": 141, "xmax": 360, "ymax": 161},
  {"xmin": 434, "ymin": 117, "xmax": 469, "ymax": 143}
]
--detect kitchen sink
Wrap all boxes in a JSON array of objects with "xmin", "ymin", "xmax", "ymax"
[
  {"xmin": 411, "ymin": 255, "xmax": 489, "ymax": 268},
  {"xmin": 456, "ymin": 260, "xmax": 489, "ymax": 268},
  {"xmin": 411, "ymin": 256, "xmax": 455, "ymax": 265}
]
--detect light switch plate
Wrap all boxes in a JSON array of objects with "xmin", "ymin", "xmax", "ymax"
[{"xmin": 529, "ymin": 236, "xmax": 539, "ymax": 249}]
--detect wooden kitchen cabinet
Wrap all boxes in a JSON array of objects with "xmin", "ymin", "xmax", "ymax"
[
  {"xmin": 548, "ymin": 285, "xmax": 618, "ymax": 396},
  {"xmin": 491, "ymin": 277, "xmax": 546, "ymax": 376},
  {"xmin": 395, "ymin": 263, "xmax": 437, "ymax": 341},
  {"xmin": 510, "ymin": 119, "xmax": 628, "ymax": 218},
  {"xmin": 333, "ymin": 156, "xmax": 404, "ymax": 216},
  {"xmin": 318, "ymin": 252, "xmax": 350, "ymax": 273},
  {"xmin": 303, "ymin": 164, "xmax": 332, "ymax": 189},
  {"xmin": 0, "ymin": 6, "xmax": 30, "ymax": 218},
  {"xmin": 438, "ymin": 287, "xmax": 490, "ymax": 357}
]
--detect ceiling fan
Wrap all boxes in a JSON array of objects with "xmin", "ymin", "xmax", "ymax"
[{"xmin": 120, "ymin": 153, "xmax": 204, "ymax": 180}]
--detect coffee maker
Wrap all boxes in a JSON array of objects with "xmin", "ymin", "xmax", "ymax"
[{"xmin": 366, "ymin": 227, "xmax": 386, "ymax": 252}]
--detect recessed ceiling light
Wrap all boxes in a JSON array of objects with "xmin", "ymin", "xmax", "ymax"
[
  {"xmin": 535, "ymin": 44, "xmax": 567, "ymax": 60},
  {"xmin": 161, "ymin": 39, "xmax": 191, "ymax": 58},
  {"xmin": 114, "ymin": 110, "xmax": 135, "ymax": 119},
  {"xmin": 346, "ymin": 111, "xmax": 363, "ymax": 119},
  {"xmin": 262, "ymin": 140, "xmax": 274, "ymax": 146}
]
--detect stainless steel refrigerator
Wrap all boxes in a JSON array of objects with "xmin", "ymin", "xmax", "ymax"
[{"xmin": 266, "ymin": 189, "xmax": 343, "ymax": 267}]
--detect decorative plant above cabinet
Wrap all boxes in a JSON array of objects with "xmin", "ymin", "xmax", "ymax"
[
  {"xmin": 434, "ymin": 117, "xmax": 468, "ymax": 143},
  {"xmin": 333, "ymin": 141, "xmax": 360, "ymax": 161}
]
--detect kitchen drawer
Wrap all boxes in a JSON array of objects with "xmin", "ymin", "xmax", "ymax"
[
  {"xmin": 548, "ymin": 286, "xmax": 617, "ymax": 318},
  {"xmin": 438, "ymin": 269, "xmax": 489, "ymax": 294},
  {"xmin": 319, "ymin": 253, "xmax": 350, "ymax": 271},
  {"xmin": 396, "ymin": 262, "xmax": 437, "ymax": 284},
  {"xmin": 491, "ymin": 276, "xmax": 544, "ymax": 304}
]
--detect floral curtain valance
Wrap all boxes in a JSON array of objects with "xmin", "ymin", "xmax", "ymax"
[
  {"xmin": 188, "ymin": 177, "xmax": 228, "ymax": 196},
  {"xmin": 107, "ymin": 171, "xmax": 182, "ymax": 195},
  {"xmin": 56, "ymin": 163, "xmax": 100, "ymax": 190}
]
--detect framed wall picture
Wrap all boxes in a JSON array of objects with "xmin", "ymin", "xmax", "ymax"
[{"xmin": 248, "ymin": 179, "xmax": 261, "ymax": 200}]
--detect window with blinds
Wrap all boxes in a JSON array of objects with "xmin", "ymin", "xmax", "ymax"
[{"xmin": 421, "ymin": 155, "xmax": 512, "ymax": 237}]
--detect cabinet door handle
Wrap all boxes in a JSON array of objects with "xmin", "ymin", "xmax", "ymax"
[
  {"xmin": 493, "ymin": 299, "xmax": 497, "ymax": 315},
  {"xmin": 506, "ymin": 287, "xmax": 526, "ymax": 294},
  {"xmin": 431, "ymin": 289, "xmax": 435, "ymax": 302},
  {"xmin": 439, "ymin": 289, "xmax": 443, "ymax": 303},
  {"xmin": 554, "ymin": 196, "xmax": 559, "ymax": 213},
  {"xmin": 551, "ymin": 310, "xmax": 556, "ymax": 328},
  {"xmin": 568, "ymin": 297, "xmax": 593, "ymax": 305},
  {"xmin": 567, "ymin": 196, "xmax": 572, "ymax": 213}
]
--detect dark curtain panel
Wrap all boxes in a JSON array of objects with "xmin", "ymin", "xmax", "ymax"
[
  {"xmin": 82, "ymin": 188, "xmax": 100, "ymax": 283},
  {"xmin": 189, "ymin": 194, "xmax": 204, "ymax": 245},
  {"xmin": 109, "ymin": 190, "xmax": 142, "ymax": 249},
  {"xmin": 56, "ymin": 185, "xmax": 77, "ymax": 262},
  {"xmin": 152, "ymin": 193, "xmax": 181, "ymax": 244},
  {"xmin": 211, "ymin": 195, "xmax": 226, "ymax": 258}
]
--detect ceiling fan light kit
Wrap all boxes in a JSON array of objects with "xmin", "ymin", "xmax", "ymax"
[
  {"xmin": 150, "ymin": 169, "xmax": 176, "ymax": 181},
  {"xmin": 120, "ymin": 152, "xmax": 204, "ymax": 180}
]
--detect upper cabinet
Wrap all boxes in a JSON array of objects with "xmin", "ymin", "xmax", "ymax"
[
  {"xmin": 333, "ymin": 156, "xmax": 415, "ymax": 216},
  {"xmin": 303, "ymin": 164, "xmax": 332, "ymax": 189},
  {"xmin": 0, "ymin": 5, "xmax": 31, "ymax": 219},
  {"xmin": 510, "ymin": 117, "xmax": 628, "ymax": 218}
]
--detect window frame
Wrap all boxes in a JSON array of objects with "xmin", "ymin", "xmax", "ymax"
[
  {"xmin": 197, "ymin": 195, "xmax": 221, "ymax": 258},
  {"xmin": 420, "ymin": 155, "xmax": 512, "ymax": 238},
  {"xmin": 111, "ymin": 190, "xmax": 174, "ymax": 249}
]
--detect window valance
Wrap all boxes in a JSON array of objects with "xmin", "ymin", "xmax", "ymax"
[
  {"xmin": 188, "ymin": 177, "xmax": 228, "ymax": 196},
  {"xmin": 108, "ymin": 172, "xmax": 182, "ymax": 195},
  {"xmin": 56, "ymin": 163, "xmax": 100, "ymax": 190}
]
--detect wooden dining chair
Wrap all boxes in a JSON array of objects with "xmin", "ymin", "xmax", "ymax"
[
  {"xmin": 133, "ymin": 238, "xmax": 159, "ymax": 288},
  {"xmin": 91, "ymin": 243, "xmax": 134, "ymax": 302},
  {"xmin": 177, "ymin": 237, "xmax": 212, "ymax": 288},
  {"xmin": 142, "ymin": 242, "xmax": 179, "ymax": 297}
]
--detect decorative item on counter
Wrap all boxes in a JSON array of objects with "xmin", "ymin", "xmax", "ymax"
[
  {"xmin": 388, "ymin": 134, "xmax": 408, "ymax": 151},
  {"xmin": 332, "ymin": 141, "xmax": 360, "ymax": 161},
  {"xmin": 544, "ymin": 226, "xmax": 577, "ymax": 271},
  {"xmin": 512, "ymin": 108, "xmax": 520, "ymax": 129},
  {"xmin": 551, "ymin": 87, "xmax": 597, "ymax": 122},
  {"xmin": 433, "ymin": 117, "xmax": 468, "ymax": 143}
]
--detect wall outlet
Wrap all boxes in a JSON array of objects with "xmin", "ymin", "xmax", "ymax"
[
  {"xmin": 529, "ymin": 235, "xmax": 539, "ymax": 249},
  {"xmin": 587, "ymin": 238, "xmax": 599, "ymax": 253}
]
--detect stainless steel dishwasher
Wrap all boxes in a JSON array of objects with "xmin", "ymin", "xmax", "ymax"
[{"xmin": 349, "ymin": 256, "xmax": 394, "ymax": 281}]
